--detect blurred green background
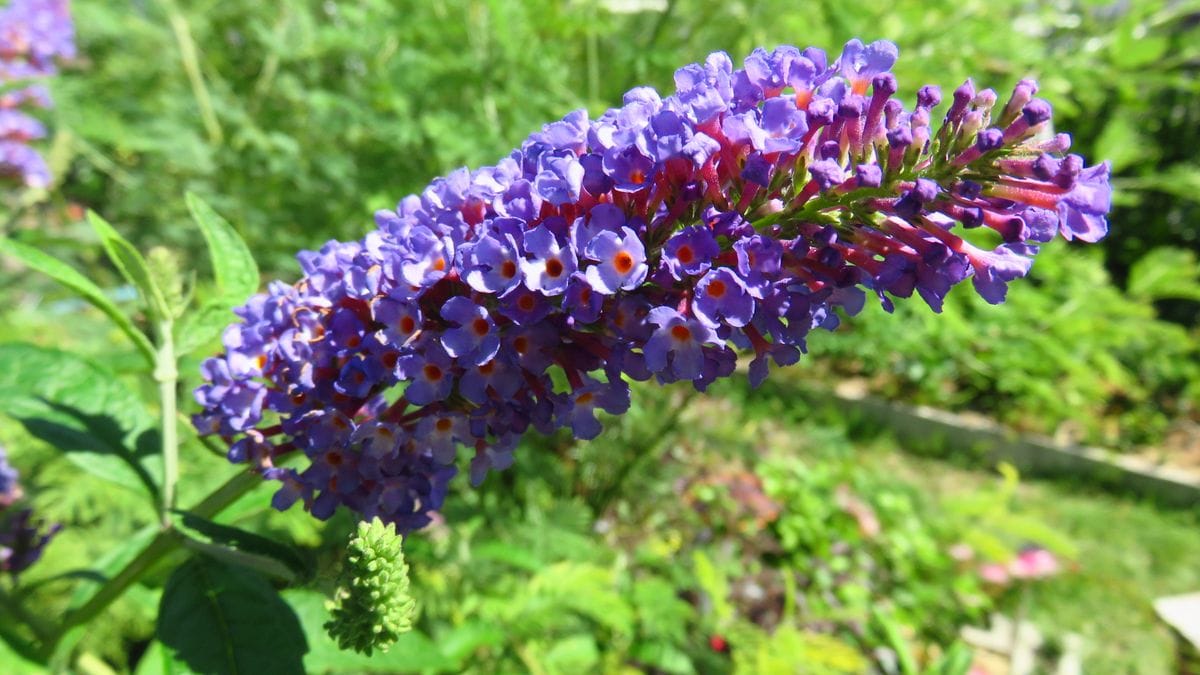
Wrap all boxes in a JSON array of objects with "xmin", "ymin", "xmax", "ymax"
[{"xmin": 3, "ymin": 0, "xmax": 1200, "ymax": 673}]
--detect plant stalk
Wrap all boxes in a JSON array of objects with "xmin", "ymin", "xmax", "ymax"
[
  {"xmin": 47, "ymin": 469, "xmax": 262, "ymax": 655},
  {"xmin": 155, "ymin": 320, "xmax": 179, "ymax": 524},
  {"xmin": 162, "ymin": 0, "xmax": 224, "ymax": 145}
]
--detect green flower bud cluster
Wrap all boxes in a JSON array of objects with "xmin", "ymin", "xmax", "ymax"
[{"xmin": 324, "ymin": 518, "xmax": 416, "ymax": 655}]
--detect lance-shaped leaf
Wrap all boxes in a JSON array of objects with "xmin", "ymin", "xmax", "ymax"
[
  {"xmin": 170, "ymin": 510, "xmax": 312, "ymax": 583},
  {"xmin": 87, "ymin": 210, "xmax": 172, "ymax": 325},
  {"xmin": 186, "ymin": 193, "xmax": 259, "ymax": 305},
  {"xmin": 0, "ymin": 237, "xmax": 155, "ymax": 365}
]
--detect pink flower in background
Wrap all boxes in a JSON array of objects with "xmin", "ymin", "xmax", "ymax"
[
  {"xmin": 1009, "ymin": 546, "xmax": 1060, "ymax": 580},
  {"xmin": 978, "ymin": 562, "xmax": 1010, "ymax": 586}
]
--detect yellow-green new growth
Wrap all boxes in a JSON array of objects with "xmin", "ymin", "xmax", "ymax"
[{"xmin": 325, "ymin": 517, "xmax": 416, "ymax": 655}]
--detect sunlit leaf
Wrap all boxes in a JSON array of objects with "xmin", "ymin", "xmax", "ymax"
[{"xmin": 0, "ymin": 237, "xmax": 155, "ymax": 365}]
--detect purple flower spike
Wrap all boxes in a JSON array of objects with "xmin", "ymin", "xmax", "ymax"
[
  {"xmin": 584, "ymin": 226, "xmax": 648, "ymax": 294},
  {"xmin": 0, "ymin": 0, "xmax": 74, "ymax": 190},
  {"xmin": 194, "ymin": 38, "xmax": 1111, "ymax": 534}
]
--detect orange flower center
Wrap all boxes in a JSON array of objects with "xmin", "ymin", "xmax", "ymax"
[{"xmin": 613, "ymin": 251, "xmax": 635, "ymax": 275}]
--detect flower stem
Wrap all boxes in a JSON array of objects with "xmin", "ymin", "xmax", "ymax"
[
  {"xmin": 162, "ymin": 0, "xmax": 223, "ymax": 145},
  {"xmin": 155, "ymin": 320, "xmax": 179, "ymax": 524},
  {"xmin": 46, "ymin": 469, "xmax": 262, "ymax": 656}
]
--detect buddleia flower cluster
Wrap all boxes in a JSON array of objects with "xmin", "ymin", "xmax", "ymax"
[
  {"xmin": 0, "ymin": 443, "xmax": 61, "ymax": 578},
  {"xmin": 194, "ymin": 39, "xmax": 1112, "ymax": 534},
  {"xmin": 0, "ymin": 0, "xmax": 74, "ymax": 189}
]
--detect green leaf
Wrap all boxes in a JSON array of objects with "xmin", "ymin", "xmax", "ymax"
[
  {"xmin": 934, "ymin": 641, "xmax": 974, "ymax": 675},
  {"xmin": 285, "ymin": 590, "xmax": 457, "ymax": 674},
  {"xmin": 523, "ymin": 562, "xmax": 635, "ymax": 636},
  {"xmin": 1117, "ymin": 165, "xmax": 1200, "ymax": 203},
  {"xmin": 0, "ymin": 237, "xmax": 155, "ymax": 365},
  {"xmin": 0, "ymin": 633, "xmax": 45, "ymax": 675},
  {"xmin": 692, "ymin": 551, "xmax": 732, "ymax": 626},
  {"xmin": 67, "ymin": 525, "xmax": 159, "ymax": 611},
  {"xmin": 171, "ymin": 510, "xmax": 312, "ymax": 583},
  {"xmin": 1093, "ymin": 111, "xmax": 1153, "ymax": 171},
  {"xmin": 871, "ymin": 608, "xmax": 918, "ymax": 675},
  {"xmin": 1127, "ymin": 247, "xmax": 1200, "ymax": 302},
  {"xmin": 1110, "ymin": 24, "xmax": 1168, "ymax": 68},
  {"xmin": 630, "ymin": 641, "xmax": 694, "ymax": 675},
  {"xmin": 0, "ymin": 343, "xmax": 160, "ymax": 495},
  {"xmin": 174, "ymin": 300, "xmax": 236, "ymax": 356},
  {"xmin": 157, "ymin": 556, "xmax": 308, "ymax": 675},
  {"xmin": 435, "ymin": 622, "xmax": 505, "ymax": 666},
  {"xmin": 87, "ymin": 210, "xmax": 172, "ymax": 324},
  {"xmin": 540, "ymin": 634, "xmax": 599, "ymax": 674},
  {"xmin": 132, "ymin": 641, "xmax": 186, "ymax": 675},
  {"xmin": 186, "ymin": 193, "xmax": 260, "ymax": 304}
]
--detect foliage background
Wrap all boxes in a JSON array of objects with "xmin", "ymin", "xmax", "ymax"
[{"xmin": 1, "ymin": 0, "xmax": 1198, "ymax": 673}]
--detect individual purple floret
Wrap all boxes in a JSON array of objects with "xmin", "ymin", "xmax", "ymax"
[
  {"xmin": 584, "ymin": 227, "xmax": 648, "ymax": 294},
  {"xmin": 196, "ymin": 39, "xmax": 1112, "ymax": 534}
]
